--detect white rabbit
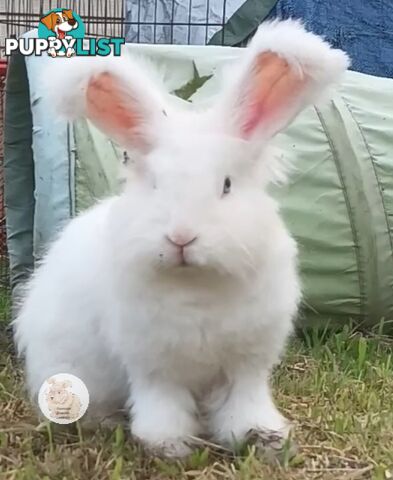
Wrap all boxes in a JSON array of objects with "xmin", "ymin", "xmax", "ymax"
[{"xmin": 14, "ymin": 20, "xmax": 349, "ymax": 458}]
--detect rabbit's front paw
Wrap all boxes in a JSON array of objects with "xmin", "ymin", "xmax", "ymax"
[
  {"xmin": 130, "ymin": 379, "xmax": 201, "ymax": 458},
  {"xmin": 245, "ymin": 428, "xmax": 297, "ymax": 465},
  {"xmin": 210, "ymin": 368, "xmax": 290, "ymax": 450},
  {"xmin": 144, "ymin": 437, "xmax": 194, "ymax": 458}
]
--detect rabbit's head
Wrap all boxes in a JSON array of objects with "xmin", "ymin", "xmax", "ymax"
[{"xmin": 49, "ymin": 21, "xmax": 349, "ymax": 279}]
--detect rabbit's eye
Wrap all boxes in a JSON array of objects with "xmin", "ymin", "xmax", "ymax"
[{"xmin": 223, "ymin": 177, "xmax": 231, "ymax": 195}]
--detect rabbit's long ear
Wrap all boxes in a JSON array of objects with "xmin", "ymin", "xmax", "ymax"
[
  {"xmin": 85, "ymin": 68, "xmax": 165, "ymax": 152},
  {"xmin": 46, "ymin": 56, "xmax": 168, "ymax": 153},
  {"xmin": 218, "ymin": 20, "xmax": 350, "ymax": 142}
]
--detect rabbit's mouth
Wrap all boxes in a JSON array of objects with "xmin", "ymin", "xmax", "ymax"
[
  {"xmin": 159, "ymin": 249, "xmax": 198, "ymax": 270},
  {"xmin": 172, "ymin": 254, "xmax": 193, "ymax": 268},
  {"xmin": 179, "ymin": 250, "xmax": 191, "ymax": 267},
  {"xmin": 162, "ymin": 236, "xmax": 198, "ymax": 268}
]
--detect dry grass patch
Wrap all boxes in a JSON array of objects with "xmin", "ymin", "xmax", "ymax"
[{"xmin": 0, "ymin": 320, "xmax": 392, "ymax": 480}]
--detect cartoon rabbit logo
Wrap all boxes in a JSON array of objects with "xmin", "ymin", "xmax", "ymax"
[{"xmin": 38, "ymin": 373, "xmax": 89, "ymax": 424}]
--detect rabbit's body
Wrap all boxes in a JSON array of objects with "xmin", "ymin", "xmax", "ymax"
[
  {"xmin": 17, "ymin": 182, "xmax": 298, "ymax": 435},
  {"xmin": 14, "ymin": 21, "xmax": 349, "ymax": 457}
]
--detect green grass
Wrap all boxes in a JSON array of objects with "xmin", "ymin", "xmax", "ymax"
[
  {"xmin": 0, "ymin": 287, "xmax": 11, "ymax": 325},
  {"xmin": 0, "ymin": 300, "xmax": 392, "ymax": 479}
]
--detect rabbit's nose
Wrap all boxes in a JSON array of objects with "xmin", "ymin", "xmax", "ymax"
[{"xmin": 166, "ymin": 233, "xmax": 197, "ymax": 248}]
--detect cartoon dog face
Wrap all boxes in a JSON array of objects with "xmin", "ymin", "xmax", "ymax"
[{"xmin": 40, "ymin": 9, "xmax": 78, "ymax": 39}]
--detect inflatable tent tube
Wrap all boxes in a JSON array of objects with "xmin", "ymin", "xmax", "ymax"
[{"xmin": 4, "ymin": 40, "xmax": 393, "ymax": 329}]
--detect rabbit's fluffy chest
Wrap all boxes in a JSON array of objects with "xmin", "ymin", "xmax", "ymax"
[{"xmin": 109, "ymin": 276, "xmax": 273, "ymax": 388}]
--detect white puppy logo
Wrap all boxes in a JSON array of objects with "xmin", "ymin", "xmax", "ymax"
[{"xmin": 38, "ymin": 373, "xmax": 89, "ymax": 424}]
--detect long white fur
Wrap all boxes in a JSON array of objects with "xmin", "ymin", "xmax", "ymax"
[{"xmin": 15, "ymin": 21, "xmax": 349, "ymax": 457}]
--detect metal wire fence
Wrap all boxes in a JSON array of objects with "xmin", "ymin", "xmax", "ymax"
[
  {"xmin": 124, "ymin": 0, "xmax": 238, "ymax": 45},
  {"xmin": 0, "ymin": 0, "xmax": 238, "ymax": 58}
]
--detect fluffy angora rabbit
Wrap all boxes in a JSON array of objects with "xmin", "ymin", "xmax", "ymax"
[{"xmin": 14, "ymin": 20, "xmax": 349, "ymax": 458}]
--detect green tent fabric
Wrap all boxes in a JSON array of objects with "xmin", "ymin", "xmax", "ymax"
[
  {"xmin": 272, "ymin": 81, "xmax": 393, "ymax": 329},
  {"xmin": 4, "ymin": 43, "xmax": 393, "ymax": 329}
]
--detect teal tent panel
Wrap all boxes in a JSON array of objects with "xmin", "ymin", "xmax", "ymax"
[
  {"xmin": 3, "ymin": 52, "xmax": 35, "ymax": 300},
  {"xmin": 24, "ymin": 30, "xmax": 73, "ymax": 259}
]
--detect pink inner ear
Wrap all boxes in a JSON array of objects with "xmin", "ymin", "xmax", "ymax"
[
  {"xmin": 242, "ymin": 52, "xmax": 307, "ymax": 137},
  {"xmin": 86, "ymin": 72, "xmax": 140, "ymax": 137}
]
